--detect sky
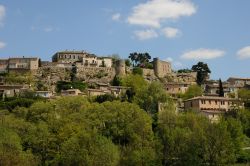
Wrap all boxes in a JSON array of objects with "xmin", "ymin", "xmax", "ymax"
[{"xmin": 0, "ymin": 0, "xmax": 250, "ymax": 80}]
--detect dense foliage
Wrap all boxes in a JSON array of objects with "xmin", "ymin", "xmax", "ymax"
[
  {"xmin": 192, "ymin": 62, "xmax": 211, "ymax": 85},
  {"xmin": 1, "ymin": 74, "xmax": 250, "ymax": 165},
  {"xmin": 56, "ymin": 81, "xmax": 87, "ymax": 92}
]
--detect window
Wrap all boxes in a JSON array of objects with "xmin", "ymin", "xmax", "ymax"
[
  {"xmin": 215, "ymin": 101, "xmax": 218, "ymax": 105},
  {"xmin": 209, "ymin": 100, "xmax": 211, "ymax": 104}
]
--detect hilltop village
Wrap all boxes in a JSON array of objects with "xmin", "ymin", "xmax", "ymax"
[
  {"xmin": 1, "ymin": 50, "xmax": 250, "ymax": 165},
  {"xmin": 0, "ymin": 50, "xmax": 249, "ymax": 122}
]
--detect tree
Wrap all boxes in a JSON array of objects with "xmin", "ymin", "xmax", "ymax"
[
  {"xmin": 125, "ymin": 59, "xmax": 132, "ymax": 67},
  {"xmin": 218, "ymin": 78, "xmax": 224, "ymax": 97},
  {"xmin": 192, "ymin": 62, "xmax": 211, "ymax": 85},
  {"xmin": 0, "ymin": 126, "xmax": 37, "ymax": 166},
  {"xmin": 177, "ymin": 68, "xmax": 192, "ymax": 73},
  {"xmin": 182, "ymin": 85, "xmax": 203, "ymax": 100},
  {"xmin": 132, "ymin": 67, "xmax": 143, "ymax": 75},
  {"xmin": 129, "ymin": 52, "xmax": 151, "ymax": 67},
  {"xmin": 112, "ymin": 75, "xmax": 122, "ymax": 86}
]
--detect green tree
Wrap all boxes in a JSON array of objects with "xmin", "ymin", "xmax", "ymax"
[
  {"xmin": 218, "ymin": 78, "xmax": 224, "ymax": 97},
  {"xmin": 192, "ymin": 62, "xmax": 211, "ymax": 85},
  {"xmin": 182, "ymin": 84, "xmax": 203, "ymax": 100},
  {"xmin": 0, "ymin": 126, "xmax": 37, "ymax": 166},
  {"xmin": 60, "ymin": 131, "xmax": 120, "ymax": 166},
  {"xmin": 132, "ymin": 67, "xmax": 143, "ymax": 75}
]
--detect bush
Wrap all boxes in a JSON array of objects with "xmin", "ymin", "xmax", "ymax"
[
  {"xmin": 56, "ymin": 81, "xmax": 87, "ymax": 92},
  {"xmin": 132, "ymin": 67, "xmax": 143, "ymax": 76}
]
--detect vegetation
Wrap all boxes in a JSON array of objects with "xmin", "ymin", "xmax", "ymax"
[
  {"xmin": 1, "ymin": 70, "xmax": 250, "ymax": 165},
  {"xmin": 129, "ymin": 52, "xmax": 152, "ymax": 68},
  {"xmin": 132, "ymin": 67, "xmax": 143, "ymax": 75},
  {"xmin": 177, "ymin": 68, "xmax": 192, "ymax": 73},
  {"xmin": 192, "ymin": 62, "xmax": 211, "ymax": 85},
  {"xmin": 218, "ymin": 78, "xmax": 224, "ymax": 97},
  {"xmin": 56, "ymin": 81, "xmax": 87, "ymax": 92},
  {"xmin": 181, "ymin": 84, "xmax": 203, "ymax": 100}
]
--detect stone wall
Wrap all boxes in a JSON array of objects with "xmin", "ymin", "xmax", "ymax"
[
  {"xmin": 77, "ymin": 67, "xmax": 115, "ymax": 83},
  {"xmin": 153, "ymin": 58, "xmax": 172, "ymax": 78}
]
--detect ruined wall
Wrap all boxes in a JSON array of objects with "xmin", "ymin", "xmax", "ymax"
[
  {"xmin": 153, "ymin": 58, "xmax": 172, "ymax": 78},
  {"xmin": 115, "ymin": 60, "xmax": 126, "ymax": 76}
]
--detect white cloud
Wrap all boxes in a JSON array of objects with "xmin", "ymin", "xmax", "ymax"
[
  {"xmin": 181, "ymin": 48, "xmax": 225, "ymax": 60},
  {"xmin": 112, "ymin": 13, "xmax": 121, "ymax": 21},
  {"xmin": 162, "ymin": 27, "xmax": 181, "ymax": 38},
  {"xmin": 134, "ymin": 29, "xmax": 158, "ymax": 40},
  {"xmin": 44, "ymin": 27, "xmax": 54, "ymax": 32},
  {"xmin": 165, "ymin": 57, "xmax": 173, "ymax": 62},
  {"xmin": 127, "ymin": 0, "xmax": 196, "ymax": 28},
  {"xmin": 237, "ymin": 46, "xmax": 250, "ymax": 59},
  {"xmin": 0, "ymin": 5, "xmax": 6, "ymax": 26},
  {"xmin": 0, "ymin": 41, "xmax": 6, "ymax": 49},
  {"xmin": 173, "ymin": 61, "xmax": 183, "ymax": 68}
]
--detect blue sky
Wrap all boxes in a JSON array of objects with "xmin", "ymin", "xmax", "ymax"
[{"xmin": 0, "ymin": 0, "xmax": 250, "ymax": 80}]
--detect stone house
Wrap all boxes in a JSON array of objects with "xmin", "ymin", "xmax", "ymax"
[
  {"xmin": 227, "ymin": 77, "xmax": 250, "ymax": 87},
  {"xmin": 87, "ymin": 83, "xmax": 129, "ymax": 97},
  {"xmin": 52, "ymin": 50, "xmax": 112, "ymax": 67},
  {"xmin": 0, "ymin": 59, "xmax": 8, "ymax": 73},
  {"xmin": 35, "ymin": 91, "xmax": 53, "ymax": 98},
  {"xmin": 165, "ymin": 82, "xmax": 193, "ymax": 96},
  {"xmin": 205, "ymin": 82, "xmax": 243, "ymax": 97},
  {"xmin": 0, "ymin": 57, "xmax": 39, "ymax": 72},
  {"xmin": 184, "ymin": 96, "xmax": 244, "ymax": 122},
  {"xmin": 61, "ymin": 89, "xmax": 82, "ymax": 96},
  {"xmin": 0, "ymin": 85, "xmax": 24, "ymax": 98}
]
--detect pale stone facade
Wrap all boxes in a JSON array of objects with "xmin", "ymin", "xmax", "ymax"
[
  {"xmin": 61, "ymin": 89, "xmax": 82, "ymax": 96},
  {"xmin": 184, "ymin": 96, "xmax": 244, "ymax": 122},
  {"xmin": 165, "ymin": 82, "xmax": 193, "ymax": 95},
  {"xmin": 0, "ymin": 57, "xmax": 39, "ymax": 72},
  {"xmin": 153, "ymin": 58, "xmax": 172, "ymax": 78},
  {"xmin": 0, "ymin": 59, "xmax": 8, "ymax": 73},
  {"xmin": 227, "ymin": 77, "xmax": 250, "ymax": 87},
  {"xmin": 52, "ymin": 51, "xmax": 112, "ymax": 67}
]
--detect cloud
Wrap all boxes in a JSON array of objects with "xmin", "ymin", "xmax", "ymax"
[
  {"xmin": 165, "ymin": 57, "xmax": 183, "ymax": 68},
  {"xmin": 237, "ymin": 46, "xmax": 250, "ymax": 59},
  {"xmin": 165, "ymin": 57, "xmax": 173, "ymax": 62},
  {"xmin": 112, "ymin": 13, "xmax": 121, "ymax": 21},
  {"xmin": 0, "ymin": 5, "xmax": 6, "ymax": 26},
  {"xmin": 173, "ymin": 61, "xmax": 183, "ymax": 68},
  {"xmin": 0, "ymin": 41, "xmax": 6, "ymax": 49},
  {"xmin": 44, "ymin": 27, "xmax": 54, "ymax": 32},
  {"xmin": 162, "ymin": 27, "xmax": 181, "ymax": 38},
  {"xmin": 181, "ymin": 48, "xmax": 225, "ymax": 60},
  {"xmin": 134, "ymin": 29, "xmax": 158, "ymax": 40},
  {"xmin": 127, "ymin": 0, "xmax": 196, "ymax": 28}
]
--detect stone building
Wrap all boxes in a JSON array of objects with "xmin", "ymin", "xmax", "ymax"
[
  {"xmin": 227, "ymin": 77, "xmax": 250, "ymax": 87},
  {"xmin": 0, "ymin": 59, "xmax": 8, "ymax": 73},
  {"xmin": 153, "ymin": 58, "xmax": 172, "ymax": 78},
  {"xmin": 52, "ymin": 50, "xmax": 112, "ymax": 67},
  {"xmin": 8, "ymin": 57, "xmax": 39, "ymax": 71},
  {"xmin": 0, "ymin": 57, "xmax": 39, "ymax": 72},
  {"xmin": 184, "ymin": 96, "xmax": 244, "ymax": 122},
  {"xmin": 52, "ymin": 51, "xmax": 88, "ymax": 63},
  {"xmin": 165, "ymin": 82, "xmax": 193, "ymax": 96}
]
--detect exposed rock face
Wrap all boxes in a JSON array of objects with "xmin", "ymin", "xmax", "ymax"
[
  {"xmin": 34, "ymin": 66, "xmax": 116, "ymax": 92},
  {"xmin": 76, "ymin": 67, "xmax": 115, "ymax": 83}
]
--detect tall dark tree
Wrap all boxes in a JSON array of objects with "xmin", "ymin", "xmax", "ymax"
[
  {"xmin": 70, "ymin": 64, "xmax": 77, "ymax": 82},
  {"xmin": 128, "ymin": 52, "xmax": 151, "ymax": 67},
  {"xmin": 218, "ymin": 78, "xmax": 224, "ymax": 97},
  {"xmin": 192, "ymin": 62, "xmax": 211, "ymax": 85}
]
